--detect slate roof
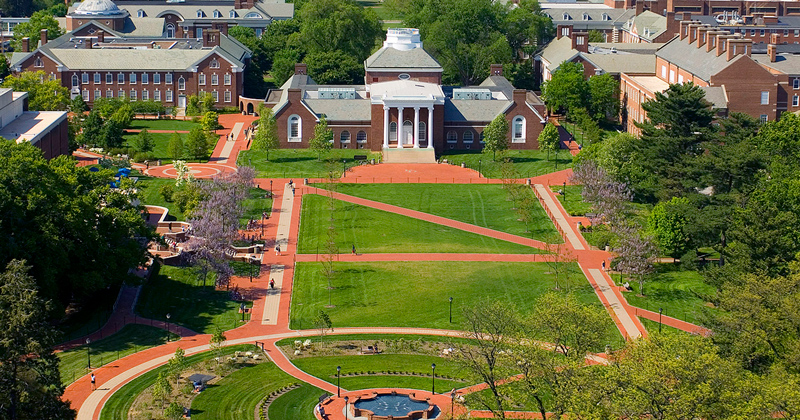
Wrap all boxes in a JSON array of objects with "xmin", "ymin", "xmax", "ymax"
[
  {"xmin": 77, "ymin": 0, "xmax": 295, "ymax": 20},
  {"xmin": 544, "ymin": 7, "xmax": 634, "ymax": 30},
  {"xmin": 305, "ymin": 99, "xmax": 372, "ymax": 121},
  {"xmin": 444, "ymin": 99, "xmax": 511, "ymax": 123},
  {"xmin": 364, "ymin": 46, "xmax": 442, "ymax": 72},
  {"xmin": 539, "ymin": 37, "xmax": 656, "ymax": 75},
  {"xmin": 121, "ymin": 17, "xmax": 166, "ymax": 37},
  {"xmin": 699, "ymin": 86, "xmax": 728, "ymax": 109},
  {"xmin": 622, "ymin": 11, "xmax": 667, "ymax": 42},
  {"xmin": 752, "ymin": 53, "xmax": 800, "ymax": 75},
  {"xmin": 590, "ymin": 42, "xmax": 665, "ymax": 54},
  {"xmin": 538, "ymin": 36, "xmax": 580, "ymax": 72},
  {"xmin": 655, "ymin": 36, "xmax": 743, "ymax": 81},
  {"xmin": 479, "ymin": 76, "xmax": 515, "ymax": 99},
  {"xmin": 582, "ymin": 53, "xmax": 656, "ymax": 75}
]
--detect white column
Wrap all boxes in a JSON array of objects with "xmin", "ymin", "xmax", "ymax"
[
  {"xmin": 427, "ymin": 106, "xmax": 434, "ymax": 149},
  {"xmin": 383, "ymin": 106, "xmax": 390, "ymax": 148},
  {"xmin": 413, "ymin": 107, "xmax": 420, "ymax": 148},
  {"xmin": 396, "ymin": 107, "xmax": 404, "ymax": 148}
]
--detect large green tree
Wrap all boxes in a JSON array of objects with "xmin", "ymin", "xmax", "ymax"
[
  {"xmin": 251, "ymin": 107, "xmax": 280, "ymax": 161},
  {"xmin": 648, "ymin": 196, "xmax": 694, "ymax": 258},
  {"xmin": 587, "ymin": 73, "xmax": 619, "ymax": 121},
  {"xmin": 0, "ymin": 260, "xmax": 74, "ymax": 420},
  {"xmin": 308, "ymin": 116, "xmax": 333, "ymax": 160},
  {"xmin": 537, "ymin": 122, "xmax": 559, "ymax": 160},
  {"xmin": 305, "ymin": 50, "xmax": 364, "ymax": 85},
  {"xmin": 482, "ymin": 114, "xmax": 509, "ymax": 161},
  {"xmin": 11, "ymin": 10, "xmax": 62, "ymax": 50},
  {"xmin": 299, "ymin": 0, "xmax": 382, "ymax": 62},
  {"xmin": 185, "ymin": 127, "xmax": 212, "ymax": 160},
  {"xmin": 541, "ymin": 62, "xmax": 588, "ymax": 115},
  {"xmin": 2, "ymin": 71, "xmax": 69, "ymax": 111},
  {"xmin": 0, "ymin": 142, "xmax": 153, "ymax": 307}
]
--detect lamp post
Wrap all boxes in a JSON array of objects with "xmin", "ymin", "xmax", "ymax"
[
  {"xmin": 240, "ymin": 302, "xmax": 246, "ymax": 322},
  {"xmin": 450, "ymin": 389, "xmax": 457, "ymax": 419},
  {"xmin": 344, "ymin": 396, "xmax": 349, "ymax": 419},
  {"xmin": 342, "ymin": 159, "xmax": 347, "ymax": 177},
  {"xmin": 337, "ymin": 365, "xmax": 341, "ymax": 397},
  {"xmin": 431, "ymin": 363, "xmax": 436, "ymax": 395},
  {"xmin": 86, "ymin": 338, "xmax": 91, "ymax": 369},
  {"xmin": 563, "ymin": 181, "xmax": 566, "ymax": 200},
  {"xmin": 478, "ymin": 159, "xmax": 482, "ymax": 178},
  {"xmin": 166, "ymin": 313, "xmax": 171, "ymax": 341},
  {"xmin": 448, "ymin": 297, "xmax": 453, "ymax": 323},
  {"xmin": 270, "ymin": 180, "xmax": 273, "ymax": 196},
  {"xmin": 658, "ymin": 307, "xmax": 663, "ymax": 333}
]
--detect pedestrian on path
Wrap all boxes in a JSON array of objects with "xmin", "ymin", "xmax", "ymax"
[
  {"xmin": 90, "ymin": 373, "xmax": 96, "ymax": 391},
  {"xmin": 352, "ymin": 244, "xmax": 356, "ymax": 255},
  {"xmin": 291, "ymin": 186, "xmax": 295, "ymax": 196},
  {"xmin": 602, "ymin": 260, "xmax": 606, "ymax": 271},
  {"xmin": 275, "ymin": 244, "xmax": 281, "ymax": 256},
  {"xmin": 270, "ymin": 279, "xmax": 275, "ymax": 289}
]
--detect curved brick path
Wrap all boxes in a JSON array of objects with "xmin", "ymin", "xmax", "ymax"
[{"xmin": 66, "ymin": 125, "xmax": 706, "ymax": 418}]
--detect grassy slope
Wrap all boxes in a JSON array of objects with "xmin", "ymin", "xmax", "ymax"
[
  {"xmin": 325, "ymin": 184, "xmax": 559, "ymax": 242},
  {"xmin": 238, "ymin": 149, "xmax": 382, "ymax": 178},
  {"xmin": 130, "ymin": 119, "xmax": 200, "ymax": 131},
  {"xmin": 439, "ymin": 149, "xmax": 573, "ymax": 179},
  {"xmin": 550, "ymin": 185, "xmax": 592, "ymax": 216},
  {"xmin": 622, "ymin": 265, "xmax": 715, "ymax": 325},
  {"xmin": 297, "ymin": 194, "xmax": 544, "ymax": 254},
  {"xmin": 268, "ymin": 384, "xmax": 325, "ymax": 420},
  {"xmin": 123, "ymin": 132, "xmax": 188, "ymax": 163}
]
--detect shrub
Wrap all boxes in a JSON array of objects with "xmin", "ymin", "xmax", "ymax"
[
  {"xmin": 159, "ymin": 184, "xmax": 175, "ymax": 202},
  {"xmin": 680, "ymin": 249, "xmax": 699, "ymax": 271},
  {"xmin": 132, "ymin": 151, "xmax": 156, "ymax": 163}
]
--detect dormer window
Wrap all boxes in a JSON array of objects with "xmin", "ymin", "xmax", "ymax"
[
  {"xmin": 213, "ymin": 10, "xmax": 221, "ymax": 18},
  {"xmin": 196, "ymin": 10, "xmax": 204, "ymax": 18},
  {"xmin": 210, "ymin": 58, "xmax": 220, "ymax": 69},
  {"xmin": 583, "ymin": 12, "xmax": 590, "ymax": 20},
  {"xmin": 563, "ymin": 13, "xmax": 570, "ymax": 20},
  {"xmin": 137, "ymin": 9, "xmax": 145, "ymax": 18},
  {"xmin": 245, "ymin": 12, "xmax": 263, "ymax": 19},
  {"xmin": 602, "ymin": 13, "xmax": 609, "ymax": 20},
  {"xmin": 229, "ymin": 10, "xmax": 237, "ymax": 18}
]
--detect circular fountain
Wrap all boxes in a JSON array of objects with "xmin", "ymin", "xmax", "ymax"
[{"xmin": 351, "ymin": 391, "xmax": 437, "ymax": 420}]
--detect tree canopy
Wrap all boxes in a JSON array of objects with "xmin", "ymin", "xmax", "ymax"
[
  {"xmin": 11, "ymin": 10, "xmax": 63, "ymax": 50},
  {"xmin": 2, "ymin": 71, "xmax": 69, "ymax": 111},
  {"xmin": 482, "ymin": 114, "xmax": 509, "ymax": 161}
]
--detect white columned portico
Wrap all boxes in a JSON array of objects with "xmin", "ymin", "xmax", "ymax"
[
  {"xmin": 413, "ymin": 107, "xmax": 420, "ymax": 148},
  {"xmin": 427, "ymin": 106, "xmax": 434, "ymax": 149},
  {"xmin": 383, "ymin": 106, "xmax": 390, "ymax": 148},
  {"xmin": 396, "ymin": 107, "xmax": 404, "ymax": 148}
]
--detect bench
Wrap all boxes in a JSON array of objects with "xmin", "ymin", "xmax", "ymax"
[{"xmin": 353, "ymin": 155, "xmax": 368, "ymax": 161}]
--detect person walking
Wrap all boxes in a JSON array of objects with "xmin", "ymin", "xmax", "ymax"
[
  {"xmin": 91, "ymin": 373, "xmax": 96, "ymax": 391},
  {"xmin": 275, "ymin": 244, "xmax": 281, "ymax": 256},
  {"xmin": 601, "ymin": 260, "xmax": 606, "ymax": 271},
  {"xmin": 352, "ymin": 244, "xmax": 356, "ymax": 255},
  {"xmin": 270, "ymin": 279, "xmax": 275, "ymax": 289}
]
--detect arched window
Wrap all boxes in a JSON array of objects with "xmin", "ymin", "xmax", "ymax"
[
  {"xmin": 245, "ymin": 12, "xmax": 263, "ymax": 19},
  {"xmin": 340, "ymin": 131, "xmax": 351, "ymax": 143},
  {"xmin": 210, "ymin": 59, "xmax": 220, "ymax": 69},
  {"xmin": 137, "ymin": 9, "xmax": 145, "ymax": 18},
  {"xmin": 196, "ymin": 9, "xmax": 204, "ymax": 18},
  {"xmin": 582, "ymin": 12, "xmax": 590, "ymax": 20},
  {"xmin": 356, "ymin": 131, "xmax": 367, "ymax": 143},
  {"xmin": 402, "ymin": 120, "xmax": 413, "ymax": 144},
  {"xmin": 464, "ymin": 130, "xmax": 474, "ymax": 143},
  {"xmin": 166, "ymin": 23, "xmax": 175, "ymax": 38},
  {"xmin": 178, "ymin": 77, "xmax": 185, "ymax": 90},
  {"xmin": 229, "ymin": 10, "xmax": 236, "ymax": 18},
  {"xmin": 34, "ymin": 57, "xmax": 44, "ymax": 67},
  {"xmin": 288, "ymin": 115, "xmax": 301, "ymax": 141},
  {"xmin": 512, "ymin": 116, "xmax": 525, "ymax": 142},
  {"xmin": 447, "ymin": 131, "xmax": 457, "ymax": 143},
  {"xmin": 418, "ymin": 122, "xmax": 427, "ymax": 141},
  {"xmin": 71, "ymin": 74, "xmax": 79, "ymax": 87},
  {"xmin": 389, "ymin": 122, "xmax": 397, "ymax": 141},
  {"xmin": 213, "ymin": 10, "xmax": 221, "ymax": 18}
]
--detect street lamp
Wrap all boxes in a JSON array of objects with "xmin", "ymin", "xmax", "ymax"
[
  {"xmin": 448, "ymin": 297, "xmax": 453, "ymax": 323},
  {"xmin": 431, "ymin": 363, "xmax": 436, "ymax": 395},
  {"xmin": 478, "ymin": 159, "xmax": 482, "ymax": 178},
  {"xmin": 166, "ymin": 313, "xmax": 171, "ymax": 341},
  {"xmin": 342, "ymin": 159, "xmax": 347, "ymax": 177},
  {"xmin": 658, "ymin": 307, "xmax": 663, "ymax": 333},
  {"xmin": 270, "ymin": 180, "xmax": 273, "ymax": 196},
  {"xmin": 563, "ymin": 181, "xmax": 566, "ymax": 200},
  {"xmin": 240, "ymin": 302, "xmax": 246, "ymax": 323},
  {"xmin": 344, "ymin": 396, "xmax": 349, "ymax": 418},
  {"xmin": 86, "ymin": 338, "xmax": 91, "ymax": 369},
  {"xmin": 450, "ymin": 389, "xmax": 457, "ymax": 419},
  {"xmin": 337, "ymin": 365, "xmax": 341, "ymax": 397}
]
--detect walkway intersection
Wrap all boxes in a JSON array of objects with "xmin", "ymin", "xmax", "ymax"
[{"xmin": 66, "ymin": 117, "xmax": 703, "ymax": 419}]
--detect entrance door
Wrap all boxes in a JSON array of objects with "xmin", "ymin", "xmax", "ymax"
[
  {"xmin": 178, "ymin": 95, "xmax": 187, "ymax": 108},
  {"xmin": 402, "ymin": 121, "xmax": 413, "ymax": 146}
]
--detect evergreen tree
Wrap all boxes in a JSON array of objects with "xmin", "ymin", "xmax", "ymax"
[
  {"xmin": 167, "ymin": 132, "xmax": 184, "ymax": 161},
  {"xmin": 131, "ymin": 128, "xmax": 154, "ymax": 153},
  {"xmin": 185, "ymin": 127, "xmax": 211, "ymax": 160}
]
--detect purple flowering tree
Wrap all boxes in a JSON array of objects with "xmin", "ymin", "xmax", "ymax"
[{"xmin": 615, "ymin": 226, "xmax": 657, "ymax": 296}]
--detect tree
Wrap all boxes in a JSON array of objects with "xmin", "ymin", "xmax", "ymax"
[
  {"xmin": 185, "ymin": 127, "xmax": 212, "ymax": 160},
  {"xmin": 131, "ymin": 128, "xmax": 154, "ymax": 153},
  {"xmin": 587, "ymin": 29, "xmax": 606, "ymax": 42},
  {"xmin": 482, "ymin": 114, "xmax": 509, "ymax": 161},
  {"xmin": 314, "ymin": 310, "xmax": 333, "ymax": 341},
  {"xmin": 0, "ymin": 260, "xmax": 75, "ymax": 420},
  {"xmin": 151, "ymin": 371, "xmax": 172, "ymax": 404},
  {"xmin": 299, "ymin": 0, "xmax": 383, "ymax": 62},
  {"xmin": 305, "ymin": 50, "xmax": 364, "ymax": 85},
  {"xmin": 100, "ymin": 118, "xmax": 125, "ymax": 149},
  {"xmin": 453, "ymin": 300, "xmax": 518, "ymax": 419},
  {"xmin": 541, "ymin": 62, "xmax": 588, "ymax": 115},
  {"xmin": 251, "ymin": 107, "xmax": 279, "ymax": 161},
  {"xmin": 587, "ymin": 73, "xmax": 619, "ymax": 121},
  {"xmin": 616, "ymin": 228, "xmax": 657, "ymax": 296},
  {"xmin": 308, "ymin": 116, "xmax": 333, "ymax": 160},
  {"xmin": 109, "ymin": 104, "xmax": 134, "ymax": 129},
  {"xmin": 167, "ymin": 347, "xmax": 187, "ymax": 387},
  {"xmin": 2, "ymin": 71, "xmax": 69, "ymax": 111},
  {"xmin": 648, "ymin": 196, "xmax": 693, "ymax": 258},
  {"xmin": 167, "ymin": 132, "xmax": 184, "ymax": 161},
  {"xmin": 70, "ymin": 95, "xmax": 88, "ymax": 114},
  {"xmin": 209, "ymin": 329, "xmax": 227, "ymax": 362},
  {"xmin": 79, "ymin": 111, "xmax": 104, "ymax": 147},
  {"xmin": 271, "ymin": 49, "xmax": 302, "ymax": 87},
  {"xmin": 11, "ymin": 10, "xmax": 63, "ymax": 51},
  {"xmin": 200, "ymin": 111, "xmax": 221, "ymax": 132},
  {"xmin": 537, "ymin": 122, "xmax": 559, "ymax": 161},
  {"xmin": 164, "ymin": 402, "xmax": 184, "ymax": 420}
]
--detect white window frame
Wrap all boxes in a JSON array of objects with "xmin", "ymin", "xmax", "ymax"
[
  {"xmin": 106, "ymin": 89, "xmax": 113, "ymax": 98},
  {"xmin": 154, "ymin": 73, "xmax": 161, "ymax": 84},
  {"xmin": 71, "ymin": 74, "xmax": 79, "ymax": 87},
  {"xmin": 340, "ymin": 130, "xmax": 351, "ymax": 143},
  {"xmin": 94, "ymin": 89, "xmax": 100, "ymax": 100},
  {"xmin": 224, "ymin": 90, "xmax": 231, "ymax": 102},
  {"xmin": 166, "ymin": 90, "xmax": 173, "ymax": 102},
  {"xmin": 760, "ymin": 114, "xmax": 768, "ymax": 123},
  {"xmin": 130, "ymin": 90, "xmax": 137, "ymax": 101},
  {"xmin": 130, "ymin": 73, "xmax": 137, "ymax": 84},
  {"xmin": 178, "ymin": 77, "xmax": 185, "ymax": 90},
  {"xmin": 512, "ymin": 116, "xmax": 526, "ymax": 143},
  {"xmin": 418, "ymin": 122, "xmax": 427, "ymax": 141},
  {"xmin": 142, "ymin": 90, "xmax": 148, "ymax": 101},
  {"xmin": 199, "ymin": 74, "xmax": 206, "ymax": 85},
  {"xmin": 288, "ymin": 114, "xmax": 302, "ymax": 141},
  {"xmin": 82, "ymin": 73, "xmax": 89, "ymax": 84},
  {"xmin": 142, "ymin": 73, "xmax": 148, "ymax": 84},
  {"xmin": 106, "ymin": 73, "xmax": 113, "ymax": 84},
  {"xmin": 669, "ymin": 70, "xmax": 675, "ymax": 83},
  {"xmin": 794, "ymin": 79, "xmax": 799, "ymax": 89},
  {"xmin": 118, "ymin": 73, "xmax": 125, "ymax": 84},
  {"xmin": 94, "ymin": 73, "xmax": 101, "ymax": 84},
  {"xmin": 356, "ymin": 131, "xmax": 367, "ymax": 143},
  {"xmin": 210, "ymin": 59, "xmax": 220, "ymax": 69},
  {"xmin": 661, "ymin": 65, "xmax": 666, "ymax": 79},
  {"xmin": 211, "ymin": 74, "xmax": 218, "ymax": 85},
  {"xmin": 463, "ymin": 130, "xmax": 474, "ymax": 143},
  {"xmin": 165, "ymin": 73, "xmax": 173, "ymax": 84},
  {"xmin": 137, "ymin": 9, "xmax": 144, "ymax": 18},
  {"xmin": 34, "ymin": 57, "xmax": 43, "ymax": 67},
  {"xmin": 118, "ymin": 89, "xmax": 125, "ymax": 99},
  {"xmin": 212, "ymin": 90, "xmax": 218, "ymax": 102},
  {"xmin": 82, "ymin": 89, "xmax": 89, "ymax": 101},
  {"xmin": 793, "ymin": 95, "xmax": 799, "ymax": 107},
  {"xmin": 224, "ymin": 73, "xmax": 231, "ymax": 85},
  {"xmin": 389, "ymin": 122, "xmax": 397, "ymax": 141},
  {"xmin": 229, "ymin": 10, "xmax": 236, "ymax": 18},
  {"xmin": 761, "ymin": 91, "xmax": 769, "ymax": 105},
  {"xmin": 447, "ymin": 131, "xmax": 457, "ymax": 143},
  {"xmin": 154, "ymin": 89, "xmax": 161, "ymax": 101}
]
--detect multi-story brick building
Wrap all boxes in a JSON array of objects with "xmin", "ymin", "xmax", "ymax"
[
  {"xmin": 252, "ymin": 29, "xmax": 547, "ymax": 160},
  {"xmin": 0, "ymin": 88, "xmax": 69, "ymax": 159},
  {"xmin": 10, "ymin": 20, "xmax": 251, "ymax": 111}
]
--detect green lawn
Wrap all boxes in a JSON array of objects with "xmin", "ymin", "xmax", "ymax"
[
  {"xmin": 242, "ymin": 186, "xmax": 273, "ymax": 228},
  {"xmin": 58, "ymin": 325, "xmax": 176, "ymax": 386},
  {"xmin": 639, "ymin": 317, "xmax": 685, "ymax": 335},
  {"xmin": 291, "ymin": 354, "xmax": 469, "ymax": 392},
  {"xmin": 290, "ymin": 261, "xmax": 621, "ymax": 344},
  {"xmin": 238, "ymin": 149, "xmax": 382, "ymax": 178},
  {"xmin": 622, "ymin": 265, "xmax": 715, "ymax": 325},
  {"xmin": 298, "ymin": 194, "xmax": 544, "ymax": 254},
  {"xmin": 99, "ymin": 344, "xmax": 258, "ymax": 420},
  {"xmin": 130, "ymin": 119, "xmax": 200, "ymax": 131},
  {"xmin": 323, "ymin": 184, "xmax": 559, "ymax": 242},
  {"xmin": 136, "ymin": 265, "xmax": 251, "ymax": 334},
  {"xmin": 191, "ymin": 362, "xmax": 296, "ymax": 420},
  {"xmin": 550, "ymin": 185, "xmax": 592, "ymax": 216},
  {"xmin": 123, "ymin": 132, "xmax": 189, "ymax": 164},
  {"xmin": 268, "ymin": 384, "xmax": 325, "ymax": 420},
  {"xmin": 275, "ymin": 334, "xmax": 479, "ymax": 348},
  {"xmin": 439, "ymin": 149, "xmax": 573, "ymax": 179}
]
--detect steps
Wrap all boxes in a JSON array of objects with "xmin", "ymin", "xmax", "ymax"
[{"xmin": 382, "ymin": 147, "xmax": 436, "ymax": 163}]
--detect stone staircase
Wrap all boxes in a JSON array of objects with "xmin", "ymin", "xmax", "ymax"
[{"xmin": 382, "ymin": 147, "xmax": 436, "ymax": 163}]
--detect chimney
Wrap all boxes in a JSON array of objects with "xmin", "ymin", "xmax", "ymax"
[
  {"xmin": 727, "ymin": 38, "xmax": 752, "ymax": 61},
  {"xmin": 213, "ymin": 22, "xmax": 229, "ymax": 36},
  {"xmin": 21, "ymin": 37, "xmax": 29, "ymax": 52},
  {"xmin": 688, "ymin": 23, "xmax": 702, "ymax": 44},
  {"xmin": 512, "ymin": 89, "xmax": 527, "ymax": 104},
  {"xmin": 572, "ymin": 32, "xmax": 589, "ymax": 53},
  {"xmin": 707, "ymin": 31, "xmax": 726, "ymax": 52},
  {"xmin": 679, "ymin": 20, "xmax": 697, "ymax": 40},
  {"xmin": 770, "ymin": 33, "xmax": 781, "ymax": 44},
  {"xmin": 635, "ymin": 0, "xmax": 645, "ymax": 15},
  {"xmin": 556, "ymin": 24, "xmax": 573, "ymax": 39},
  {"xmin": 40, "ymin": 29, "xmax": 48, "ymax": 47},
  {"xmin": 767, "ymin": 43, "xmax": 777, "ymax": 62},
  {"xmin": 697, "ymin": 26, "xmax": 711, "ymax": 48},
  {"xmin": 203, "ymin": 29, "xmax": 220, "ymax": 47},
  {"xmin": 490, "ymin": 64, "xmax": 503, "ymax": 77},
  {"xmin": 764, "ymin": 15, "xmax": 778, "ymax": 24},
  {"xmin": 98, "ymin": 30, "xmax": 104, "ymax": 43},
  {"xmin": 716, "ymin": 34, "xmax": 731, "ymax": 56},
  {"xmin": 294, "ymin": 63, "xmax": 307, "ymax": 75},
  {"xmin": 682, "ymin": 12, "xmax": 692, "ymax": 20}
]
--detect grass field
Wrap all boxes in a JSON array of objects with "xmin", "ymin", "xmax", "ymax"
[
  {"xmin": 136, "ymin": 265, "xmax": 251, "ymax": 334},
  {"xmin": 58, "ymin": 324, "xmax": 176, "ymax": 386},
  {"xmin": 323, "ymin": 184, "xmax": 559, "ymax": 242},
  {"xmin": 622, "ymin": 265, "xmax": 715, "ymax": 325},
  {"xmin": 122, "ymin": 132, "xmax": 189, "ymax": 163},
  {"xmin": 291, "ymin": 354, "xmax": 469, "ymax": 392},
  {"xmin": 98, "ymin": 344, "xmax": 259, "ymax": 420},
  {"xmin": 238, "ymin": 149, "xmax": 382, "ymax": 178},
  {"xmin": 130, "ymin": 119, "xmax": 200, "ymax": 131},
  {"xmin": 439, "ymin": 149, "xmax": 573, "ymax": 179},
  {"xmin": 550, "ymin": 185, "xmax": 592, "ymax": 216},
  {"xmin": 290, "ymin": 261, "xmax": 621, "ymax": 345},
  {"xmin": 298, "ymin": 194, "xmax": 544, "ymax": 254},
  {"xmin": 268, "ymin": 384, "xmax": 325, "ymax": 420},
  {"xmin": 191, "ymin": 361, "xmax": 296, "ymax": 420},
  {"xmin": 639, "ymin": 317, "xmax": 685, "ymax": 335}
]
